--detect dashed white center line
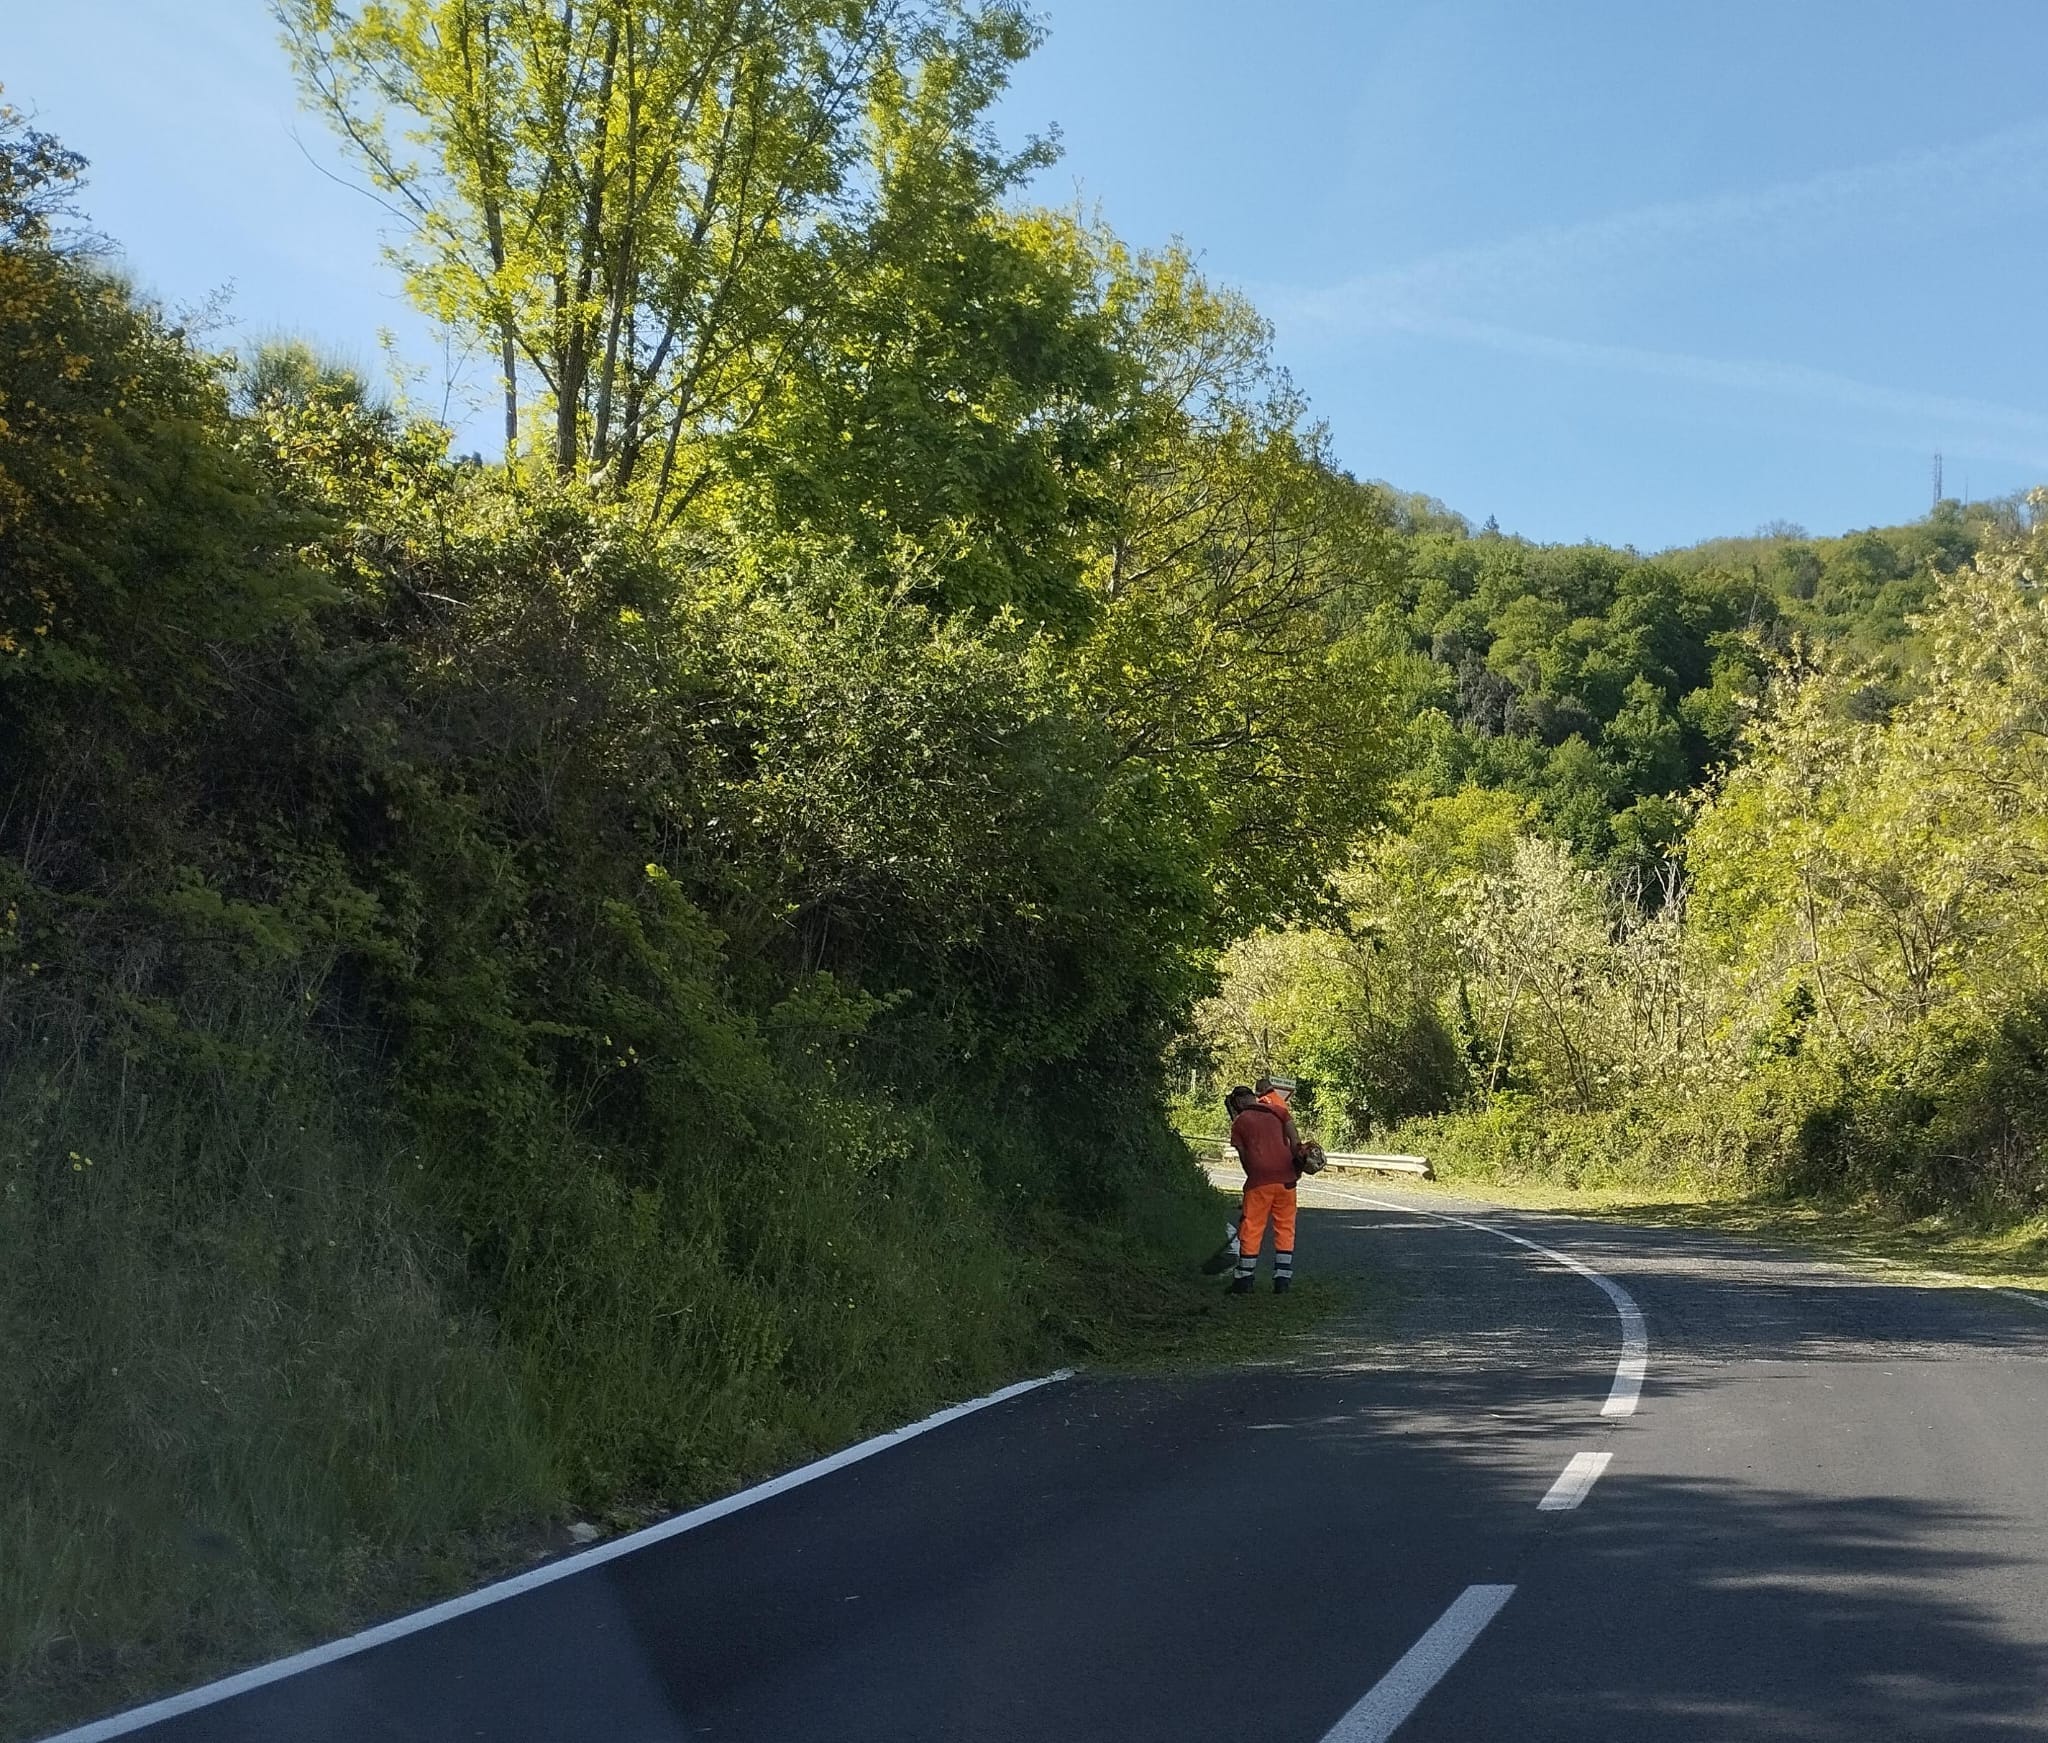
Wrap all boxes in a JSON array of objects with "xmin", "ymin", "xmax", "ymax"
[
  {"xmin": 1319, "ymin": 1584, "xmax": 1518, "ymax": 1743},
  {"xmin": 1536, "ymin": 1449, "xmax": 1612, "ymax": 1511},
  {"xmin": 1288, "ymin": 1186, "xmax": 1644, "ymax": 1737}
]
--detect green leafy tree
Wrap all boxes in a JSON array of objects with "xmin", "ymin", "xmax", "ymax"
[
  {"xmin": 1057, "ymin": 226, "xmax": 1402, "ymax": 932},
  {"xmin": 727, "ymin": 125, "xmax": 1117, "ymax": 625},
  {"xmin": 1606, "ymin": 675, "xmax": 1688, "ymax": 796},
  {"xmin": 279, "ymin": 0, "xmax": 1037, "ymax": 510}
]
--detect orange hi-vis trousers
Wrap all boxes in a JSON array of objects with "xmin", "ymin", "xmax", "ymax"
[{"xmin": 1236, "ymin": 1181, "xmax": 1297, "ymax": 1274}]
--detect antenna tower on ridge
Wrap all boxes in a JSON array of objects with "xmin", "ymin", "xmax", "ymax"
[{"xmin": 1932, "ymin": 452, "xmax": 1944, "ymax": 511}]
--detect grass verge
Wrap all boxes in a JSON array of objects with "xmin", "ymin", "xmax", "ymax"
[
  {"xmin": 1388, "ymin": 1167, "xmax": 2048, "ymax": 1298},
  {"xmin": 1367, "ymin": 1101, "xmax": 2048, "ymax": 1298},
  {"xmin": 1030, "ymin": 1174, "xmax": 1349, "ymax": 1373}
]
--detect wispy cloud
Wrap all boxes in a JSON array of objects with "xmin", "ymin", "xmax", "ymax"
[
  {"xmin": 1281, "ymin": 119, "xmax": 2048, "ymax": 328},
  {"xmin": 1343, "ymin": 310, "xmax": 2048, "ymax": 470},
  {"xmin": 1265, "ymin": 120, "xmax": 2048, "ymax": 468}
]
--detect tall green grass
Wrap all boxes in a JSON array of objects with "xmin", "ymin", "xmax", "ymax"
[
  {"xmin": 0, "ymin": 1015, "xmax": 550, "ymax": 1736},
  {"xmin": 485, "ymin": 1088, "xmax": 1040, "ymax": 1501},
  {"xmin": 0, "ymin": 1009, "xmax": 1246, "ymax": 1741}
]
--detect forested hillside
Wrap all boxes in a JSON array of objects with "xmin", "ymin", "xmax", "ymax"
[
  {"xmin": 1201, "ymin": 491, "xmax": 2048, "ymax": 1224},
  {"xmin": 1334, "ymin": 494, "xmax": 2009, "ymax": 868}
]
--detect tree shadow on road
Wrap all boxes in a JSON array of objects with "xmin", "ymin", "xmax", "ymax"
[{"xmin": 1269, "ymin": 1204, "xmax": 2048, "ymax": 1740}]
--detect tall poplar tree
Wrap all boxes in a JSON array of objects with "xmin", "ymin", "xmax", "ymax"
[{"xmin": 278, "ymin": 0, "xmax": 1038, "ymax": 513}]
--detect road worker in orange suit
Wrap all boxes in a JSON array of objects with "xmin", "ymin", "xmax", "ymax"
[{"xmin": 1228, "ymin": 1082, "xmax": 1302, "ymax": 1295}]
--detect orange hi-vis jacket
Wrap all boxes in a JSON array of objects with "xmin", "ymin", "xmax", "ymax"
[
  {"xmin": 1257, "ymin": 1088, "xmax": 1299, "ymax": 1143},
  {"xmin": 1229, "ymin": 1101, "xmax": 1298, "ymax": 1187}
]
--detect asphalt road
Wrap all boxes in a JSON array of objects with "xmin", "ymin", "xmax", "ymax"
[{"xmin": 49, "ymin": 1179, "xmax": 2048, "ymax": 1742}]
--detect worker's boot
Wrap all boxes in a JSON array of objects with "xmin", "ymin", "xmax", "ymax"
[
  {"xmin": 1228, "ymin": 1273, "xmax": 1254, "ymax": 1295},
  {"xmin": 1272, "ymin": 1275, "xmax": 1291, "ymax": 1295}
]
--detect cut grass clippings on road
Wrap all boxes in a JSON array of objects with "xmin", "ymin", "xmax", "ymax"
[{"xmin": 1036, "ymin": 1180, "xmax": 1358, "ymax": 1374}]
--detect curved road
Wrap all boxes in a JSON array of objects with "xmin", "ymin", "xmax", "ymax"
[{"xmin": 47, "ymin": 1180, "xmax": 2048, "ymax": 1742}]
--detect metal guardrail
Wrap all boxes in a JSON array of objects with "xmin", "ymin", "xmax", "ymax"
[
  {"xmin": 1318, "ymin": 1149, "xmax": 1435, "ymax": 1180},
  {"xmin": 1180, "ymin": 1134, "xmax": 1436, "ymax": 1181}
]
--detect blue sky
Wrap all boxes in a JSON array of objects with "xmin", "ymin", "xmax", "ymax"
[{"xmin": 10, "ymin": 1, "xmax": 2046, "ymax": 547}]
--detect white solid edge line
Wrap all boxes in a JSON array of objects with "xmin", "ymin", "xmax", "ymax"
[
  {"xmin": 1536, "ymin": 1449, "xmax": 1613, "ymax": 1511},
  {"xmin": 1320, "ymin": 1583, "xmax": 1517, "ymax": 1743},
  {"xmin": 1314, "ymin": 1183, "xmax": 1649, "ymax": 1419},
  {"xmin": 1999, "ymin": 1289, "xmax": 2048, "ymax": 1312},
  {"xmin": 38, "ymin": 1368, "xmax": 1077, "ymax": 1743}
]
